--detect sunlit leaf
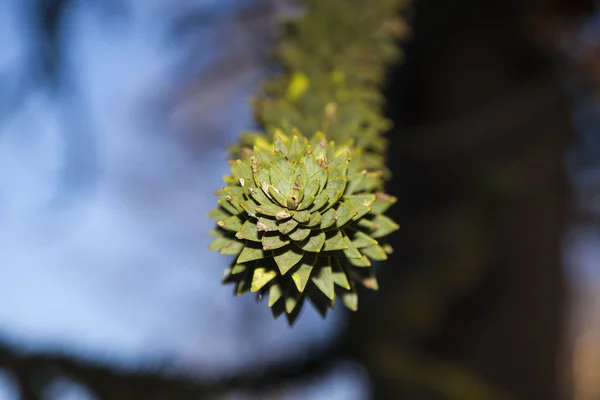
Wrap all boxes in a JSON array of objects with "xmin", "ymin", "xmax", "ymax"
[
  {"xmin": 251, "ymin": 267, "xmax": 278, "ymax": 292},
  {"xmin": 292, "ymin": 254, "xmax": 316, "ymax": 292}
]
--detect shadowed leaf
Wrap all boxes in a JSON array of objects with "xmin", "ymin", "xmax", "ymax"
[
  {"xmin": 274, "ymin": 247, "xmax": 304, "ymax": 274},
  {"xmin": 311, "ymin": 261, "xmax": 335, "ymax": 300}
]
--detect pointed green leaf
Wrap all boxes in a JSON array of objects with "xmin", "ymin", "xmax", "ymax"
[
  {"xmin": 237, "ymin": 245, "xmax": 267, "ymax": 263},
  {"xmin": 208, "ymin": 228, "xmax": 222, "ymax": 238},
  {"xmin": 219, "ymin": 188, "xmax": 245, "ymax": 212},
  {"xmin": 323, "ymin": 230, "xmax": 348, "ymax": 251},
  {"xmin": 345, "ymin": 194, "xmax": 376, "ymax": 208},
  {"xmin": 219, "ymin": 239, "xmax": 243, "ymax": 255},
  {"xmin": 256, "ymin": 217, "xmax": 277, "ymax": 232},
  {"xmin": 311, "ymin": 263, "xmax": 335, "ymax": 300},
  {"xmin": 240, "ymin": 199, "xmax": 259, "ymax": 217},
  {"xmin": 325, "ymin": 177, "xmax": 347, "ymax": 192},
  {"xmin": 303, "ymin": 150, "xmax": 321, "ymax": 178},
  {"xmin": 217, "ymin": 215, "xmax": 244, "ymax": 232},
  {"xmin": 273, "ymin": 150, "xmax": 295, "ymax": 178},
  {"xmin": 251, "ymin": 267, "xmax": 278, "ymax": 292},
  {"xmin": 383, "ymin": 243, "xmax": 394, "ymax": 254},
  {"xmin": 223, "ymin": 173, "xmax": 236, "ymax": 186},
  {"xmin": 222, "ymin": 186, "xmax": 245, "ymax": 196},
  {"xmin": 370, "ymin": 215, "xmax": 400, "ymax": 238},
  {"xmin": 210, "ymin": 238, "xmax": 242, "ymax": 255},
  {"xmin": 208, "ymin": 207, "xmax": 230, "ymax": 222},
  {"xmin": 292, "ymin": 255, "xmax": 316, "ymax": 292},
  {"xmin": 232, "ymin": 159, "xmax": 253, "ymax": 182},
  {"xmin": 328, "ymin": 152, "xmax": 349, "ymax": 178},
  {"xmin": 235, "ymin": 220, "xmax": 261, "ymax": 242},
  {"xmin": 310, "ymin": 132, "xmax": 327, "ymax": 160},
  {"xmin": 276, "ymin": 208, "xmax": 294, "ymax": 221},
  {"xmin": 292, "ymin": 209, "xmax": 311, "ymax": 223},
  {"xmin": 343, "ymin": 200, "xmax": 371, "ymax": 221},
  {"xmin": 362, "ymin": 276, "xmax": 379, "ymax": 290},
  {"xmin": 254, "ymin": 146, "xmax": 273, "ymax": 162},
  {"xmin": 273, "ymin": 133, "xmax": 289, "ymax": 156},
  {"xmin": 234, "ymin": 269, "xmax": 252, "ymax": 295},
  {"xmin": 342, "ymin": 233, "xmax": 363, "ymax": 258},
  {"xmin": 319, "ymin": 208, "xmax": 337, "ymax": 230},
  {"xmin": 249, "ymin": 183, "xmax": 272, "ymax": 206},
  {"xmin": 252, "ymin": 162, "xmax": 271, "ymax": 192},
  {"xmin": 222, "ymin": 266, "xmax": 233, "ymax": 282},
  {"xmin": 349, "ymin": 230, "xmax": 379, "ymax": 248},
  {"xmin": 319, "ymin": 188, "xmax": 343, "ymax": 212},
  {"xmin": 332, "ymin": 259, "xmax": 351, "ymax": 289},
  {"xmin": 313, "ymin": 167, "xmax": 328, "ymax": 193},
  {"xmin": 262, "ymin": 232, "xmax": 290, "ymax": 251},
  {"xmin": 285, "ymin": 292, "xmax": 302, "ymax": 314},
  {"xmin": 296, "ymin": 231, "xmax": 326, "ymax": 252},
  {"xmin": 347, "ymin": 254, "xmax": 372, "ymax": 267},
  {"xmin": 325, "ymin": 141, "xmax": 339, "ymax": 165},
  {"xmin": 303, "ymin": 211, "xmax": 322, "ymax": 227},
  {"xmin": 334, "ymin": 202, "xmax": 358, "ymax": 228},
  {"xmin": 288, "ymin": 135, "xmax": 307, "ymax": 162},
  {"xmin": 340, "ymin": 290, "xmax": 358, "ymax": 311},
  {"xmin": 273, "ymin": 247, "xmax": 304, "ymax": 274},
  {"xmin": 268, "ymin": 185, "xmax": 288, "ymax": 207},
  {"xmin": 309, "ymin": 193, "xmax": 329, "ymax": 212},
  {"xmin": 223, "ymin": 194, "xmax": 245, "ymax": 214},
  {"xmin": 298, "ymin": 179, "xmax": 320, "ymax": 209},
  {"xmin": 360, "ymin": 244, "xmax": 388, "ymax": 261},
  {"xmin": 232, "ymin": 264, "xmax": 247, "ymax": 274},
  {"xmin": 357, "ymin": 270, "xmax": 379, "ymax": 290},
  {"xmin": 268, "ymin": 283, "xmax": 283, "ymax": 307},
  {"xmin": 278, "ymin": 217, "xmax": 299, "ymax": 234},
  {"xmin": 297, "ymin": 195, "xmax": 315, "ymax": 211},
  {"xmin": 346, "ymin": 150, "xmax": 363, "ymax": 175},
  {"xmin": 355, "ymin": 218, "xmax": 378, "ymax": 232},
  {"xmin": 256, "ymin": 203, "xmax": 287, "ymax": 219},
  {"xmin": 346, "ymin": 171, "xmax": 383, "ymax": 194},
  {"xmin": 235, "ymin": 278, "xmax": 251, "ymax": 296},
  {"xmin": 217, "ymin": 199, "xmax": 238, "ymax": 216},
  {"xmin": 370, "ymin": 193, "xmax": 397, "ymax": 214},
  {"xmin": 288, "ymin": 226, "xmax": 311, "ymax": 241},
  {"xmin": 252, "ymin": 134, "xmax": 272, "ymax": 149},
  {"xmin": 291, "ymin": 174, "xmax": 304, "ymax": 204}
]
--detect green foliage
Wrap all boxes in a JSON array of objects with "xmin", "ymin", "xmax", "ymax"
[{"xmin": 210, "ymin": 0, "xmax": 407, "ymax": 323}]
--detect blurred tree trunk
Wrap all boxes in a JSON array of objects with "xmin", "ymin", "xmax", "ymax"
[{"xmin": 347, "ymin": 0, "xmax": 592, "ymax": 398}]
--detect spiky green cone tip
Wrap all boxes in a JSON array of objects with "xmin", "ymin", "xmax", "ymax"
[{"xmin": 209, "ymin": 131, "xmax": 398, "ymax": 324}]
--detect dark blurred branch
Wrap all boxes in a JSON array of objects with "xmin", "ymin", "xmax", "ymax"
[
  {"xmin": 0, "ymin": 0, "xmax": 69, "ymax": 127},
  {"xmin": 0, "ymin": 339, "xmax": 343, "ymax": 399},
  {"xmin": 34, "ymin": 0, "xmax": 73, "ymax": 83}
]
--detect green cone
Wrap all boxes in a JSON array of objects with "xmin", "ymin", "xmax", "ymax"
[
  {"xmin": 210, "ymin": 132, "xmax": 398, "ymax": 324},
  {"xmin": 209, "ymin": 0, "xmax": 406, "ymax": 324}
]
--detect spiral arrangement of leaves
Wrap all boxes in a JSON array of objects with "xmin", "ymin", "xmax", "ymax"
[{"xmin": 209, "ymin": 0, "xmax": 408, "ymax": 323}]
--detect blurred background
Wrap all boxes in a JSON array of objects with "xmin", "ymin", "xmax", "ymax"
[{"xmin": 1, "ymin": 0, "xmax": 600, "ymax": 399}]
